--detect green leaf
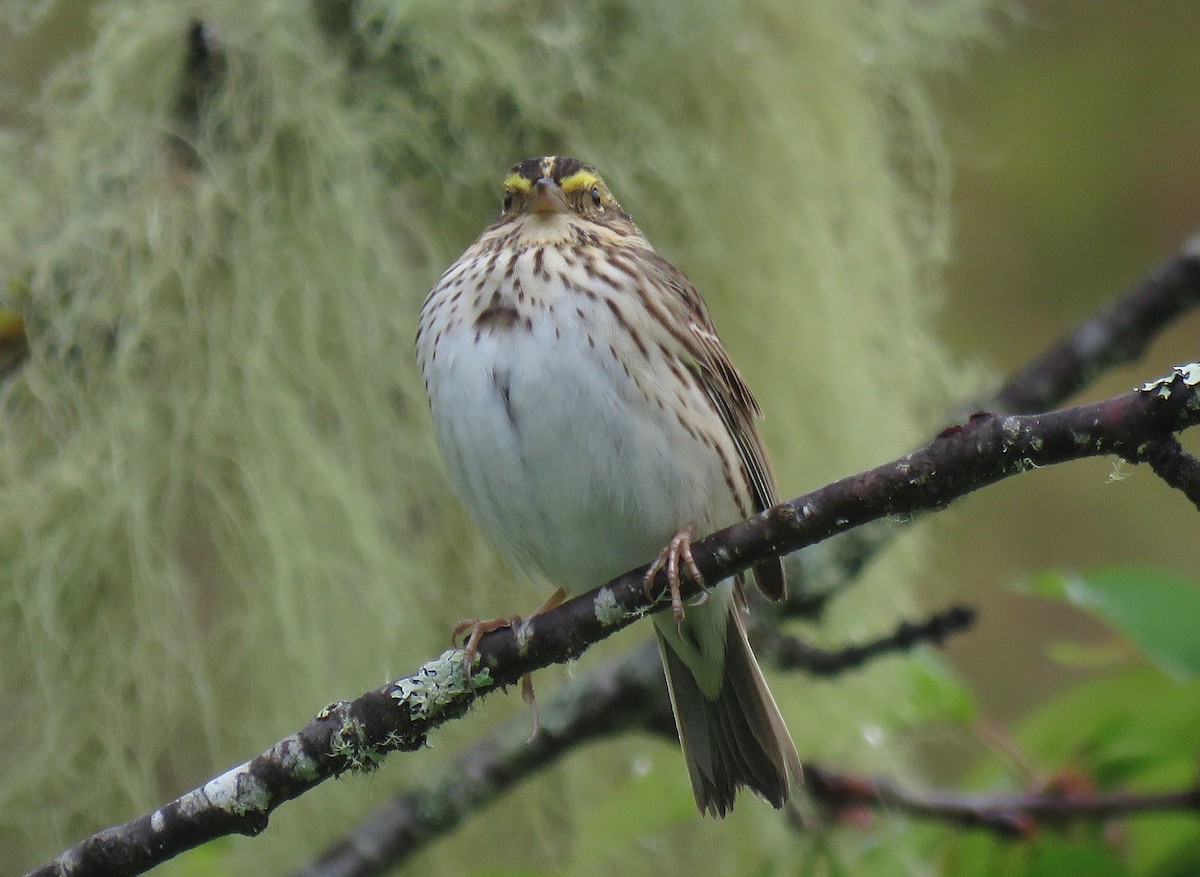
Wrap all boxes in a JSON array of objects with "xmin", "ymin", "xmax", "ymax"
[
  {"xmin": 1028, "ymin": 568, "xmax": 1200, "ymax": 680},
  {"xmin": 1012, "ymin": 667, "xmax": 1200, "ymax": 783}
]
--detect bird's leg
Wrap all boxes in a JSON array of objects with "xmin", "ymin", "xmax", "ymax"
[
  {"xmin": 519, "ymin": 673, "xmax": 540, "ymax": 743},
  {"xmin": 453, "ymin": 587, "xmax": 568, "ymax": 739},
  {"xmin": 643, "ymin": 524, "xmax": 707, "ymax": 630},
  {"xmin": 515, "ymin": 587, "xmax": 566, "ymax": 740},
  {"xmin": 529, "ymin": 586, "xmax": 569, "ymax": 617}
]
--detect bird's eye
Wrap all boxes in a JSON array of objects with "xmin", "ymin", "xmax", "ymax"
[
  {"xmin": 591, "ymin": 186, "xmax": 603, "ymax": 208},
  {"xmin": 503, "ymin": 191, "xmax": 514, "ymax": 212}
]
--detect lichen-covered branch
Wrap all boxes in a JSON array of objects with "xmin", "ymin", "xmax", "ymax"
[
  {"xmin": 295, "ymin": 643, "xmax": 671, "ymax": 877},
  {"xmin": 296, "ymin": 609, "xmax": 976, "ymax": 877},
  {"xmin": 26, "ymin": 362, "xmax": 1200, "ymax": 877}
]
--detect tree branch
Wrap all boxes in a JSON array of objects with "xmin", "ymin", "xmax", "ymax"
[
  {"xmin": 786, "ymin": 232, "xmax": 1200, "ymax": 618},
  {"xmin": 26, "ymin": 361, "xmax": 1200, "ymax": 877},
  {"xmin": 990, "ymin": 233, "xmax": 1200, "ymax": 415},
  {"xmin": 1137, "ymin": 436, "xmax": 1200, "ymax": 511},
  {"xmin": 298, "ymin": 608, "xmax": 976, "ymax": 877},
  {"xmin": 804, "ymin": 764, "xmax": 1200, "ymax": 838},
  {"xmin": 766, "ymin": 606, "xmax": 976, "ymax": 677},
  {"xmin": 297, "ymin": 643, "xmax": 671, "ymax": 877}
]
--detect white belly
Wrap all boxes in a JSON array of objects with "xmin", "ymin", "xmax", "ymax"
[{"xmin": 419, "ymin": 254, "xmax": 733, "ymax": 595}]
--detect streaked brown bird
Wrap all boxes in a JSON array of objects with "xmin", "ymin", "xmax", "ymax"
[{"xmin": 416, "ymin": 156, "xmax": 800, "ymax": 816}]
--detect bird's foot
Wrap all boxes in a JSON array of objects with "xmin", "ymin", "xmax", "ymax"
[
  {"xmin": 451, "ymin": 616, "xmax": 515, "ymax": 682},
  {"xmin": 643, "ymin": 524, "xmax": 708, "ymax": 631},
  {"xmin": 452, "ymin": 587, "xmax": 568, "ymax": 738}
]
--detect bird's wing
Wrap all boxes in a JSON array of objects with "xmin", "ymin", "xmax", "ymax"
[{"xmin": 644, "ymin": 250, "xmax": 786, "ymax": 601}]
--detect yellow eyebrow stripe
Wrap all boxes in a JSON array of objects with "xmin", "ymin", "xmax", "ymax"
[
  {"xmin": 503, "ymin": 173, "xmax": 532, "ymax": 193},
  {"xmin": 558, "ymin": 170, "xmax": 600, "ymax": 193}
]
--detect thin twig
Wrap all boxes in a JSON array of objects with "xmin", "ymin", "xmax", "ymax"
[
  {"xmin": 805, "ymin": 764, "xmax": 1200, "ymax": 838},
  {"xmin": 767, "ymin": 606, "xmax": 976, "ymax": 677}
]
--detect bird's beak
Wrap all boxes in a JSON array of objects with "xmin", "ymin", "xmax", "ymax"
[{"xmin": 529, "ymin": 178, "xmax": 569, "ymax": 215}]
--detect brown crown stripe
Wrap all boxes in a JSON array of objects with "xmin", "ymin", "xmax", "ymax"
[{"xmin": 510, "ymin": 155, "xmax": 589, "ymax": 183}]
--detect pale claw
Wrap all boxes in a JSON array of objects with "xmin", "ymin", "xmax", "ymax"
[
  {"xmin": 521, "ymin": 673, "xmax": 539, "ymax": 742},
  {"xmin": 452, "ymin": 616, "xmax": 513, "ymax": 681}
]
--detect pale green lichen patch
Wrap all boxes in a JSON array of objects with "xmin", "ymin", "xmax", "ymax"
[
  {"xmin": 1107, "ymin": 459, "xmax": 1133, "ymax": 482},
  {"xmin": 278, "ymin": 736, "xmax": 320, "ymax": 783},
  {"xmin": 1176, "ymin": 362, "xmax": 1200, "ymax": 385},
  {"xmin": 329, "ymin": 717, "xmax": 374, "ymax": 773},
  {"xmin": 391, "ymin": 649, "xmax": 489, "ymax": 721},
  {"xmin": 593, "ymin": 586, "xmax": 628, "ymax": 627},
  {"xmin": 327, "ymin": 716, "xmax": 392, "ymax": 774},
  {"xmin": 1142, "ymin": 376, "xmax": 1174, "ymax": 399},
  {"xmin": 315, "ymin": 701, "xmax": 347, "ymax": 721},
  {"xmin": 515, "ymin": 618, "xmax": 534, "ymax": 655},
  {"xmin": 176, "ymin": 761, "xmax": 269, "ymax": 818},
  {"xmin": 1141, "ymin": 362, "xmax": 1200, "ymax": 398},
  {"xmin": 1000, "ymin": 416, "xmax": 1022, "ymax": 446}
]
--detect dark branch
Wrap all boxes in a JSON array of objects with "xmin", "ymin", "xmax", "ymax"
[
  {"xmin": 991, "ymin": 233, "xmax": 1200, "ymax": 415},
  {"xmin": 1136, "ymin": 436, "xmax": 1200, "ymax": 511},
  {"xmin": 766, "ymin": 606, "xmax": 976, "ymax": 677},
  {"xmin": 805, "ymin": 764, "xmax": 1200, "ymax": 838},
  {"xmin": 697, "ymin": 366, "xmax": 1200, "ymax": 590},
  {"xmin": 25, "ymin": 364, "xmax": 1200, "ymax": 877}
]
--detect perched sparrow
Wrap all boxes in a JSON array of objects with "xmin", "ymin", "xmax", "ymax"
[{"xmin": 416, "ymin": 156, "xmax": 800, "ymax": 816}]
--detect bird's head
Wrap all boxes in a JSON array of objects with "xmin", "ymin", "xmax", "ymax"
[{"xmin": 499, "ymin": 156, "xmax": 625, "ymax": 223}]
